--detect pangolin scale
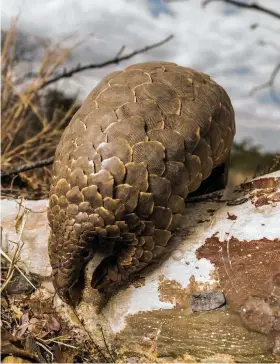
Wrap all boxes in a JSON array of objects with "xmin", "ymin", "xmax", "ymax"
[{"xmin": 48, "ymin": 61, "xmax": 235, "ymax": 306}]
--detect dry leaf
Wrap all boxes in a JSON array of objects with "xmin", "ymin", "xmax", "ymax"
[
  {"xmin": 15, "ymin": 212, "xmax": 25, "ymax": 234},
  {"xmin": 46, "ymin": 316, "xmax": 60, "ymax": 332},
  {"xmin": 11, "ymin": 304, "xmax": 23, "ymax": 319},
  {"xmin": 1, "ymin": 296, "xmax": 9, "ymax": 309},
  {"xmin": 17, "ymin": 312, "xmax": 29, "ymax": 337},
  {"xmin": 27, "ymin": 317, "xmax": 42, "ymax": 336},
  {"xmin": 1, "ymin": 328, "xmax": 40, "ymax": 362}
]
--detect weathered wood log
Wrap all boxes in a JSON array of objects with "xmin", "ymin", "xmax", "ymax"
[{"xmin": 1, "ymin": 172, "xmax": 279, "ymax": 362}]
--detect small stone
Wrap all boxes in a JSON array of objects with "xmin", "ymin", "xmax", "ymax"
[
  {"xmin": 191, "ymin": 291, "xmax": 226, "ymax": 312},
  {"xmin": 4, "ymin": 272, "xmax": 38, "ymax": 295}
]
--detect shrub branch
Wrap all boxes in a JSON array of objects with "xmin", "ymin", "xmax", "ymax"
[
  {"xmin": 39, "ymin": 34, "xmax": 174, "ymax": 89},
  {"xmin": 1, "ymin": 157, "xmax": 54, "ymax": 177},
  {"xmin": 202, "ymin": 0, "xmax": 280, "ymax": 20}
]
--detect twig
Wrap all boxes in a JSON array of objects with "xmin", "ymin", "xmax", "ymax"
[
  {"xmin": 257, "ymin": 39, "xmax": 280, "ymax": 52},
  {"xmin": 115, "ymin": 45, "xmax": 126, "ymax": 58},
  {"xmin": 250, "ymin": 62, "xmax": 280, "ymax": 103},
  {"xmin": 0, "ymin": 205, "xmax": 37, "ymax": 292},
  {"xmin": 1, "ymin": 156, "xmax": 54, "ymax": 177},
  {"xmin": 2, "ymin": 204, "xmax": 28, "ymax": 287},
  {"xmin": 71, "ymin": 308, "xmax": 111, "ymax": 363},
  {"xmin": 203, "ymin": 1, "xmax": 280, "ymax": 102},
  {"xmin": 38, "ymin": 34, "xmax": 174, "ymax": 89},
  {"xmin": 99, "ymin": 325, "xmax": 116, "ymax": 362},
  {"xmin": 202, "ymin": 0, "xmax": 280, "ymax": 20},
  {"xmin": 35, "ymin": 340, "xmax": 54, "ymax": 361},
  {"xmin": 46, "ymin": 340, "xmax": 78, "ymax": 349},
  {"xmin": 0, "ymin": 249, "xmax": 37, "ymax": 290},
  {"xmin": 10, "ymin": 174, "xmax": 19, "ymax": 193},
  {"xmin": 41, "ymin": 336, "xmax": 78, "ymax": 350}
]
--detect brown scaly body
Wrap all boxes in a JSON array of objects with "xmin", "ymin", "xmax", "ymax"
[{"xmin": 47, "ymin": 62, "xmax": 235, "ymax": 306}]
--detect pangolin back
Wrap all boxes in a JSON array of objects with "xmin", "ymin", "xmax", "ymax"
[{"xmin": 48, "ymin": 61, "xmax": 235, "ymax": 306}]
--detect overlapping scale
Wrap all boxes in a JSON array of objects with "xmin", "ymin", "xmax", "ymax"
[{"xmin": 48, "ymin": 61, "xmax": 235, "ymax": 303}]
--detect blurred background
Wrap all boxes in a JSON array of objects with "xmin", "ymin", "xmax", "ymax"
[{"xmin": 1, "ymin": 0, "xmax": 280, "ymax": 198}]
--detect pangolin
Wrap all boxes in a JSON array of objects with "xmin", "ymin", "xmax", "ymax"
[{"xmin": 48, "ymin": 61, "xmax": 235, "ymax": 306}]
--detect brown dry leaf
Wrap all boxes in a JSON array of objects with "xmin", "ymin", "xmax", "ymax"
[
  {"xmin": 17, "ymin": 312, "xmax": 29, "ymax": 337},
  {"xmin": 15, "ymin": 209, "xmax": 27, "ymax": 234},
  {"xmin": 27, "ymin": 317, "xmax": 43, "ymax": 337},
  {"xmin": 1, "ymin": 296, "xmax": 9, "ymax": 309},
  {"xmin": 46, "ymin": 316, "xmax": 60, "ymax": 333},
  {"xmin": 1, "ymin": 328, "xmax": 40, "ymax": 362}
]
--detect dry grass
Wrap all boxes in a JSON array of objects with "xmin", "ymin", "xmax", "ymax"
[
  {"xmin": 0, "ymin": 199, "xmax": 37, "ymax": 292},
  {"xmin": 0, "ymin": 197, "xmax": 111, "ymax": 363},
  {"xmin": 1, "ymin": 18, "xmax": 78, "ymax": 199}
]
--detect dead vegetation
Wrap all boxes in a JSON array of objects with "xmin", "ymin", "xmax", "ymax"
[
  {"xmin": 1, "ymin": 19, "xmax": 174, "ymax": 201},
  {"xmin": 0, "ymin": 19, "xmax": 177, "ymax": 363},
  {"xmin": 1, "ymin": 293, "xmax": 110, "ymax": 363},
  {"xmin": 0, "ymin": 203, "xmax": 178, "ymax": 363},
  {"xmin": 0, "ymin": 200, "xmax": 113, "ymax": 363},
  {"xmin": 1, "ymin": 18, "xmax": 80, "ymax": 200}
]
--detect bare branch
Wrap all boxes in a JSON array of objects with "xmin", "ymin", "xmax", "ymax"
[
  {"xmin": 115, "ymin": 45, "xmax": 126, "ymax": 58},
  {"xmin": 39, "ymin": 34, "xmax": 174, "ymax": 90},
  {"xmin": 1, "ymin": 157, "xmax": 54, "ymax": 177},
  {"xmin": 99, "ymin": 325, "xmax": 116, "ymax": 362},
  {"xmin": 250, "ymin": 62, "xmax": 280, "ymax": 103},
  {"xmin": 202, "ymin": 0, "xmax": 280, "ymax": 20},
  {"xmin": 71, "ymin": 308, "xmax": 111, "ymax": 362}
]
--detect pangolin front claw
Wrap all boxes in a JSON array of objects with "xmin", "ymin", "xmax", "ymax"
[{"xmin": 91, "ymin": 255, "xmax": 123, "ymax": 291}]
